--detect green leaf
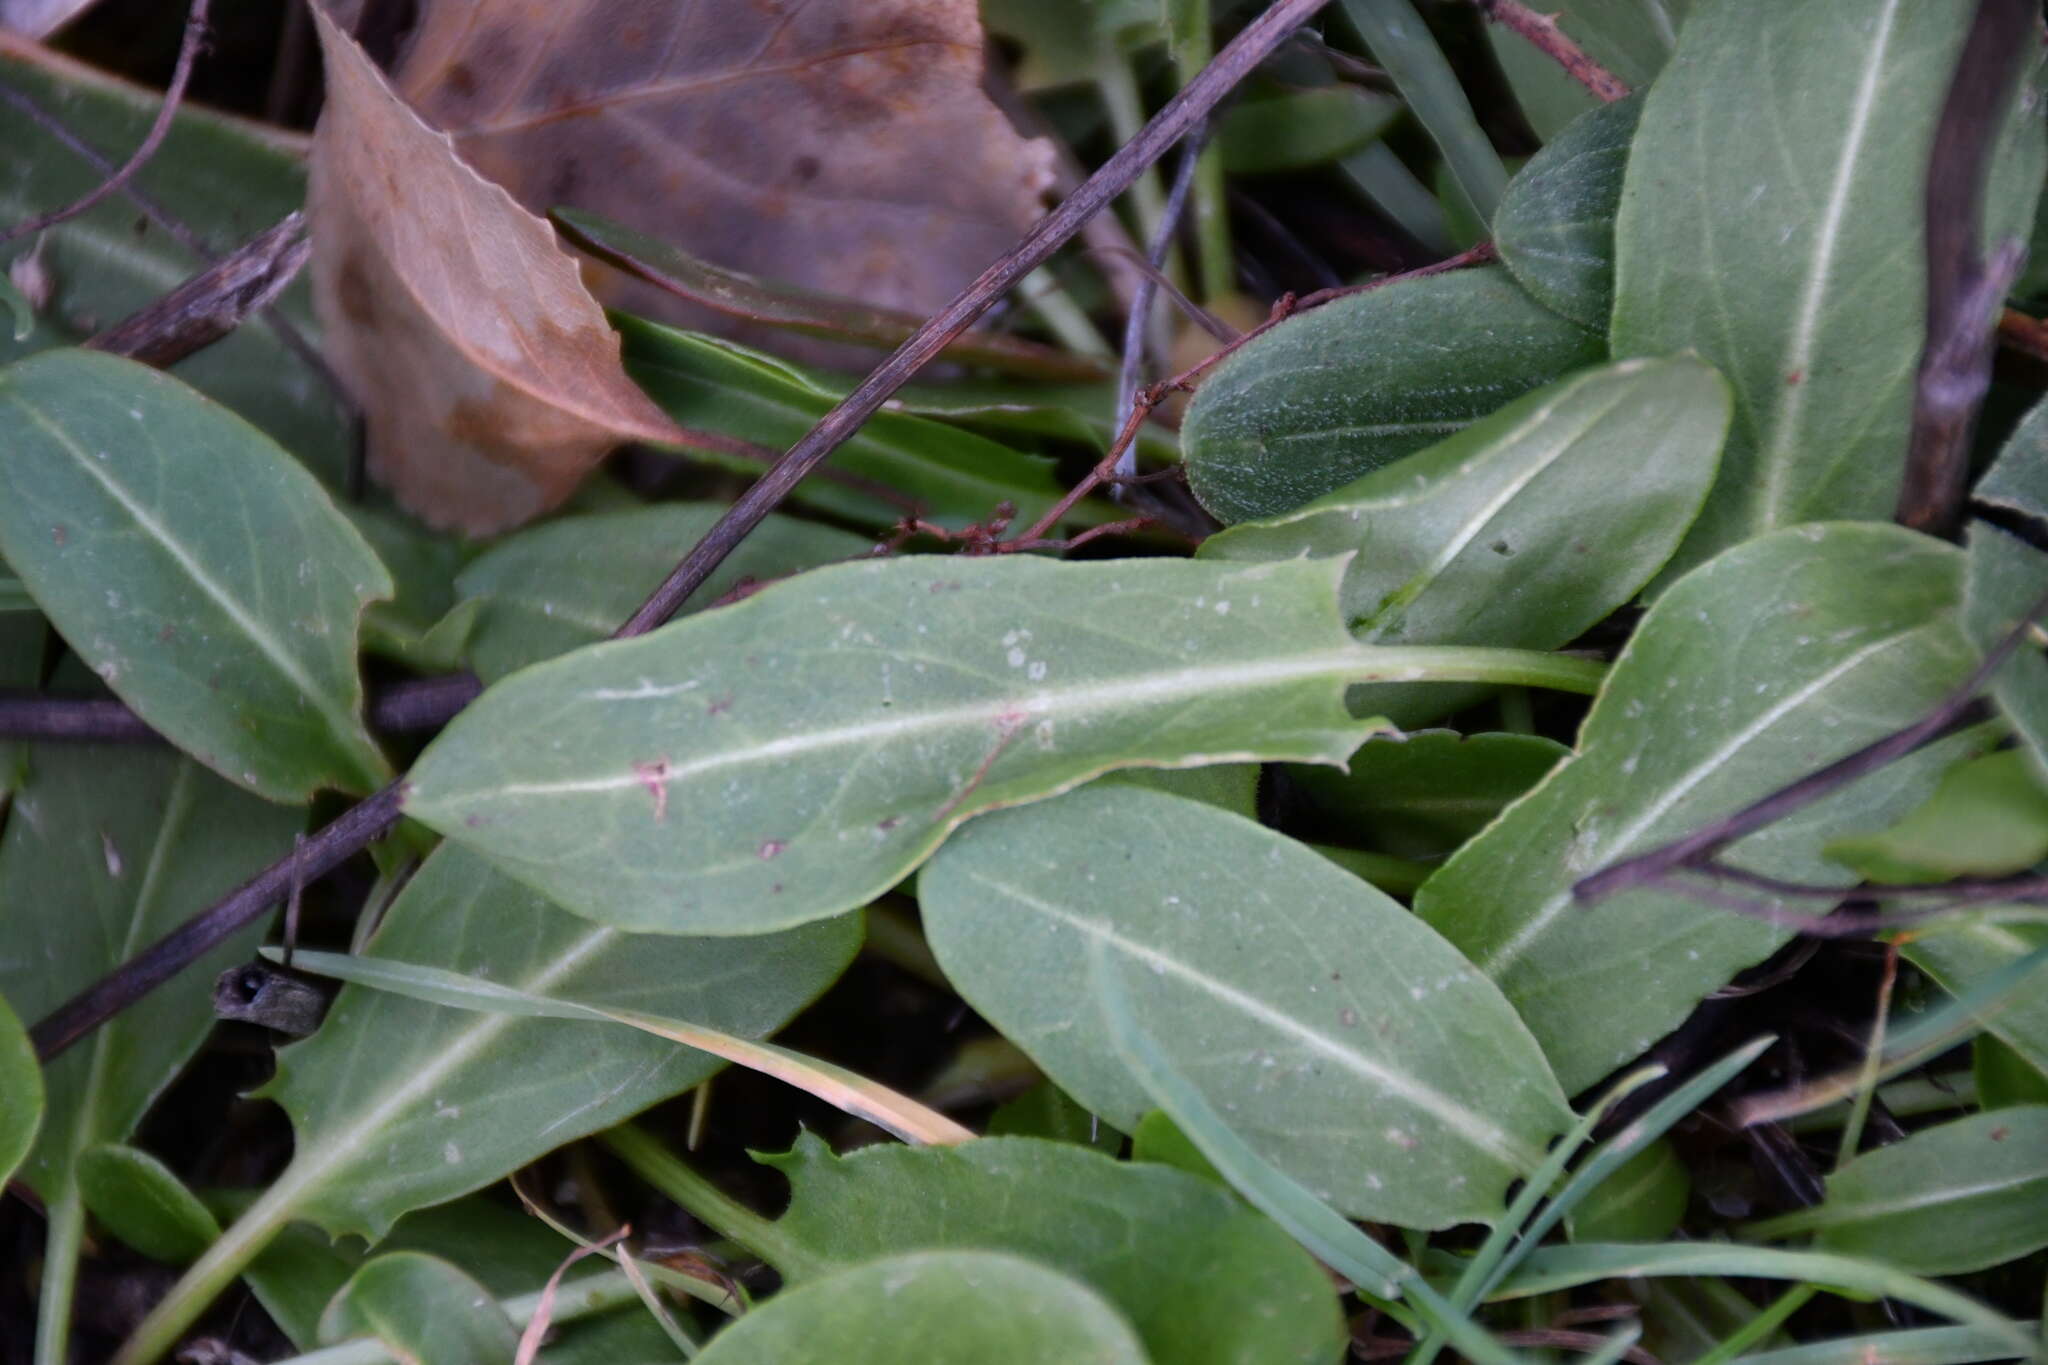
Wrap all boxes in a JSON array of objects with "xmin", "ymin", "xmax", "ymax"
[
  {"xmin": 344, "ymin": 506, "xmax": 471, "ymax": 673},
  {"xmin": 117, "ymin": 843, "xmax": 857, "ymax": 1365},
  {"xmin": 987, "ymin": 1082, "xmax": 1124, "ymax": 1153},
  {"xmin": 1338, "ymin": 0, "xmax": 1509, "ymax": 223},
  {"xmin": 319, "ymin": 1251, "xmax": 519, "ymax": 1363},
  {"xmin": 0, "ymin": 744, "xmax": 302, "ymax": 1362},
  {"xmin": 1217, "ymin": 85, "xmax": 1402, "ymax": 173},
  {"xmin": 1733, "ymin": 1322, "xmax": 2048, "ymax": 1365},
  {"xmin": 1285, "ymin": 731, "xmax": 1568, "ymax": 860},
  {"xmin": 1826, "ymin": 749, "xmax": 2048, "ymax": 882},
  {"xmin": 1182, "ymin": 268, "xmax": 1603, "ymax": 523},
  {"xmin": 1493, "ymin": 96, "xmax": 1642, "ymax": 328},
  {"xmin": 1978, "ymin": 394, "xmax": 2048, "ymax": 523},
  {"xmin": 1200, "ymin": 356, "xmax": 1728, "ymax": 722},
  {"xmin": 1492, "ymin": 1243, "xmax": 2034, "ymax": 1357},
  {"xmin": 0, "ymin": 350, "xmax": 392, "ymax": 800},
  {"xmin": 921, "ymin": 784, "xmax": 1571, "ymax": 1227},
  {"xmin": 407, "ymin": 553, "xmax": 1603, "ymax": 937},
  {"xmin": 1417, "ymin": 524, "xmax": 1981, "ymax": 1092},
  {"xmin": 1745, "ymin": 1108, "xmax": 2048, "ymax": 1274},
  {"xmin": 1565, "ymin": 1138, "xmax": 1688, "ymax": 1244},
  {"xmin": 77, "ymin": 1145, "xmax": 220, "ymax": 1264},
  {"xmin": 620, "ymin": 319, "xmax": 1102, "ymax": 531},
  {"xmin": 1540, "ymin": 0, "xmax": 1687, "ymax": 86},
  {"xmin": 0, "ymin": 268, "xmax": 31, "ymax": 341},
  {"xmin": 693, "ymin": 1250, "xmax": 1147, "ymax": 1365},
  {"xmin": 1903, "ymin": 917, "xmax": 2048, "ymax": 1084},
  {"xmin": 1485, "ymin": 27, "xmax": 1600, "ymax": 145},
  {"xmin": 748, "ymin": 1133, "xmax": 1343, "ymax": 1365},
  {"xmin": 1611, "ymin": 0, "xmax": 2047, "ymax": 584},
  {"xmin": 1975, "ymin": 1034, "xmax": 2048, "ymax": 1110},
  {"xmin": 453, "ymin": 503, "xmax": 867, "ymax": 682},
  {"xmin": 0, "ymin": 991, "xmax": 40, "ymax": 1189},
  {"xmin": 1965, "ymin": 523, "xmax": 2048, "ymax": 783},
  {"xmin": 0, "ymin": 43, "xmax": 349, "ymax": 485},
  {"xmin": 557, "ymin": 210, "xmax": 1107, "ymax": 382},
  {"xmin": 1129, "ymin": 1111, "xmax": 1224, "ymax": 1184}
]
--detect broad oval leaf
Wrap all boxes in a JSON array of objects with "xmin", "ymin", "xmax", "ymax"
[
  {"xmin": 1417, "ymin": 524, "xmax": 1980, "ymax": 1092},
  {"xmin": 752, "ymin": 1133, "xmax": 1345, "ymax": 1365},
  {"xmin": 1747, "ymin": 1108, "xmax": 2048, "ymax": 1275},
  {"xmin": 258, "ymin": 845, "xmax": 858, "ymax": 1239},
  {"xmin": 319, "ymin": 1250, "xmax": 518, "ymax": 1363},
  {"xmin": 308, "ymin": 7, "xmax": 686, "ymax": 534},
  {"xmin": 1611, "ymin": 0, "xmax": 2047, "ymax": 584},
  {"xmin": 407, "ymin": 555, "xmax": 1385, "ymax": 936},
  {"xmin": 1217, "ymin": 85, "xmax": 1402, "ymax": 173},
  {"xmin": 0, "ymin": 991, "xmax": 39, "ymax": 1189},
  {"xmin": 0, "ymin": 350, "xmax": 391, "ymax": 800},
  {"xmin": 920, "ymin": 784, "xmax": 1573, "ymax": 1227},
  {"xmin": 1493, "ymin": 96, "xmax": 1641, "ymax": 328},
  {"xmin": 1201, "ymin": 356, "xmax": 1729, "ymax": 723},
  {"xmin": 0, "ymin": 36, "xmax": 350, "ymax": 485},
  {"xmin": 695, "ymin": 1250, "xmax": 1146, "ymax": 1365},
  {"xmin": 1183, "ymin": 268, "xmax": 1603, "ymax": 523},
  {"xmin": 453, "ymin": 503, "xmax": 868, "ymax": 681}
]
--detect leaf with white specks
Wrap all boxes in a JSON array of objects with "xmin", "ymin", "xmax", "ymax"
[{"xmin": 921, "ymin": 784, "xmax": 1572, "ymax": 1228}]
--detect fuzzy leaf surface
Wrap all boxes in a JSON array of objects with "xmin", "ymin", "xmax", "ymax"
[
  {"xmin": 1610, "ymin": 0, "xmax": 2046, "ymax": 582},
  {"xmin": 1417, "ymin": 525, "xmax": 1980, "ymax": 1091},
  {"xmin": 922, "ymin": 785, "xmax": 1572, "ymax": 1227},
  {"xmin": 0, "ymin": 350, "xmax": 390, "ymax": 800},
  {"xmin": 755, "ymin": 1133, "xmax": 1342, "ymax": 1365},
  {"xmin": 407, "ymin": 556, "xmax": 1390, "ymax": 936},
  {"xmin": 1182, "ymin": 268, "xmax": 1602, "ymax": 523}
]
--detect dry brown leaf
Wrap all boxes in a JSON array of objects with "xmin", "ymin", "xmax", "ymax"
[
  {"xmin": 389, "ymin": 0, "xmax": 1054, "ymax": 359},
  {"xmin": 307, "ymin": 3, "xmax": 689, "ymax": 534}
]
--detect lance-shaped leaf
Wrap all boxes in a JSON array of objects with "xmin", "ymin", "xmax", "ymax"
[
  {"xmin": 1182, "ymin": 268, "xmax": 1604, "ymax": 524},
  {"xmin": 1493, "ymin": 96, "xmax": 1642, "ymax": 328},
  {"xmin": 1745, "ymin": 1108, "xmax": 2048, "ymax": 1275},
  {"xmin": 694, "ymin": 1251, "xmax": 1146, "ymax": 1365},
  {"xmin": 306, "ymin": 7, "xmax": 689, "ymax": 535},
  {"xmin": 117, "ymin": 843, "xmax": 856, "ymax": 1365},
  {"xmin": 1610, "ymin": 0, "xmax": 2047, "ymax": 584},
  {"xmin": 1903, "ymin": 917, "xmax": 2048, "ymax": 1084},
  {"xmin": 555, "ymin": 211, "xmax": 1104, "ymax": 383},
  {"xmin": 921, "ymin": 784, "xmax": 1573, "ymax": 1227},
  {"xmin": 0, "ymin": 34, "xmax": 350, "ymax": 486},
  {"xmin": 0, "ymin": 350, "xmax": 391, "ymax": 800},
  {"xmin": 1417, "ymin": 524, "xmax": 1981, "ymax": 1092},
  {"xmin": 1201, "ymin": 356, "xmax": 1728, "ymax": 723},
  {"xmin": 390, "ymin": 0, "xmax": 1053, "ymax": 370},
  {"xmin": 739, "ymin": 1134, "xmax": 1344, "ymax": 1365},
  {"xmin": 452, "ymin": 503, "xmax": 868, "ymax": 682},
  {"xmin": 0, "ymin": 746, "xmax": 303, "ymax": 1363},
  {"xmin": 404, "ymin": 554, "xmax": 1605, "ymax": 936}
]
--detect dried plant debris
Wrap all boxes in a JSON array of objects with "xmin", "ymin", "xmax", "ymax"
[{"xmin": 306, "ymin": 4, "xmax": 689, "ymax": 534}]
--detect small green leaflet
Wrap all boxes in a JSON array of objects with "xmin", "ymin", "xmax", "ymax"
[
  {"xmin": 0, "ymin": 351, "xmax": 392, "ymax": 800},
  {"xmin": 319, "ymin": 1251, "xmax": 519, "ymax": 1363},
  {"xmin": 0, "ymin": 992, "xmax": 39, "ymax": 1190},
  {"xmin": 1610, "ymin": 0, "xmax": 2046, "ymax": 585},
  {"xmin": 921, "ymin": 784, "xmax": 1572, "ymax": 1228},
  {"xmin": 407, "ymin": 554, "xmax": 1603, "ymax": 936},
  {"xmin": 1493, "ymin": 96, "xmax": 1642, "ymax": 328},
  {"xmin": 1417, "ymin": 524, "xmax": 1980, "ymax": 1092}
]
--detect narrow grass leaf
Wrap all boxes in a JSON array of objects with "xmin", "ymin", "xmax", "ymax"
[
  {"xmin": 1733, "ymin": 1322, "xmax": 2045, "ymax": 1365},
  {"xmin": 1338, "ymin": 0, "xmax": 1508, "ymax": 222}
]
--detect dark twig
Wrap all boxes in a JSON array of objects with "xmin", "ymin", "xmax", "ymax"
[
  {"xmin": 1475, "ymin": 0, "xmax": 1630, "ymax": 104},
  {"xmin": 0, "ymin": 0, "xmax": 213, "ymax": 247},
  {"xmin": 0, "ymin": 672, "xmax": 482, "ymax": 746},
  {"xmin": 1575, "ymin": 587, "xmax": 2048, "ymax": 905},
  {"xmin": 1997, "ymin": 306, "xmax": 2048, "ymax": 366},
  {"xmin": 1895, "ymin": 0, "xmax": 2036, "ymax": 536},
  {"xmin": 87, "ymin": 213, "xmax": 309, "ymax": 368},
  {"xmin": 29, "ymin": 0, "xmax": 1336, "ymax": 1063},
  {"xmin": 1116, "ymin": 127, "xmax": 1212, "ymax": 481},
  {"xmin": 614, "ymin": 0, "xmax": 1336, "ymax": 638}
]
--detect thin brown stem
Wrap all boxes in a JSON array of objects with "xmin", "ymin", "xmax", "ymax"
[
  {"xmin": 0, "ymin": 673, "xmax": 481, "ymax": 746},
  {"xmin": 86, "ymin": 213, "xmax": 310, "ymax": 369},
  {"xmin": 1475, "ymin": 0, "xmax": 1630, "ymax": 104},
  {"xmin": 1997, "ymin": 306, "xmax": 2048, "ymax": 366},
  {"xmin": 0, "ymin": 0, "xmax": 213, "ymax": 247}
]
